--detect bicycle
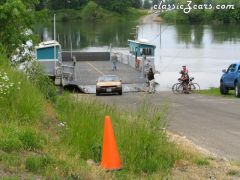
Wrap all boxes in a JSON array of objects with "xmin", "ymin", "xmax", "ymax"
[
  {"xmin": 172, "ymin": 77, "xmax": 200, "ymax": 94},
  {"xmin": 142, "ymin": 80, "xmax": 158, "ymax": 93}
]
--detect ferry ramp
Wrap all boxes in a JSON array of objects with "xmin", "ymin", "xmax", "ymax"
[{"xmin": 63, "ymin": 60, "xmax": 145, "ymax": 94}]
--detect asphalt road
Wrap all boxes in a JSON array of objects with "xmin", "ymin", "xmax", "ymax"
[
  {"xmin": 74, "ymin": 61, "xmax": 142, "ymax": 85},
  {"xmin": 91, "ymin": 92, "xmax": 240, "ymax": 161}
]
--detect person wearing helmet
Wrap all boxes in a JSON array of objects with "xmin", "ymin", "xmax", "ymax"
[{"xmin": 179, "ymin": 65, "xmax": 190, "ymax": 93}]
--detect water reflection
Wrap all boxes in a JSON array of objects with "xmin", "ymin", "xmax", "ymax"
[
  {"xmin": 36, "ymin": 21, "xmax": 240, "ymax": 49},
  {"xmin": 211, "ymin": 24, "xmax": 240, "ymax": 43},
  {"xmin": 36, "ymin": 20, "xmax": 240, "ymax": 89},
  {"xmin": 36, "ymin": 21, "xmax": 138, "ymax": 50}
]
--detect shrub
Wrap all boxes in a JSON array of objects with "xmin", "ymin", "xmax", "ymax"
[
  {"xmin": 24, "ymin": 61, "xmax": 58, "ymax": 102},
  {"xmin": 81, "ymin": 1, "xmax": 105, "ymax": 21}
]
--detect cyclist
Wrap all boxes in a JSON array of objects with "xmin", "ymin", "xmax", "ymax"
[{"xmin": 179, "ymin": 65, "xmax": 190, "ymax": 93}]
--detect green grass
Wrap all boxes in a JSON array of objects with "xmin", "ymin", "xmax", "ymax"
[
  {"xmin": 19, "ymin": 129, "xmax": 44, "ymax": 151},
  {"xmin": 0, "ymin": 177, "xmax": 19, "ymax": 180},
  {"xmin": 0, "ymin": 63, "xmax": 44, "ymax": 124},
  {"xmin": 0, "ymin": 54, "xmax": 197, "ymax": 178},
  {"xmin": 199, "ymin": 87, "xmax": 235, "ymax": 98},
  {"xmin": 193, "ymin": 157, "xmax": 210, "ymax": 166},
  {"xmin": 56, "ymin": 95, "xmax": 182, "ymax": 176},
  {"xmin": 25, "ymin": 155, "xmax": 52, "ymax": 174},
  {"xmin": 0, "ymin": 125, "xmax": 23, "ymax": 153},
  {"xmin": 227, "ymin": 169, "xmax": 239, "ymax": 176},
  {"xmin": 0, "ymin": 152, "xmax": 21, "ymax": 168}
]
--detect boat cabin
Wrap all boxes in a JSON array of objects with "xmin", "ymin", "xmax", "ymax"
[
  {"xmin": 128, "ymin": 39, "xmax": 156, "ymax": 57},
  {"xmin": 35, "ymin": 40, "xmax": 62, "ymax": 77}
]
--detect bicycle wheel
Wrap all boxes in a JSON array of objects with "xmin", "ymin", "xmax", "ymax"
[
  {"xmin": 189, "ymin": 83, "xmax": 200, "ymax": 93},
  {"xmin": 172, "ymin": 83, "xmax": 180, "ymax": 94},
  {"xmin": 176, "ymin": 83, "xmax": 185, "ymax": 94},
  {"xmin": 172, "ymin": 83, "xmax": 183, "ymax": 94}
]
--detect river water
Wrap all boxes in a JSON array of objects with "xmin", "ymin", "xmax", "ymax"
[{"xmin": 36, "ymin": 19, "xmax": 240, "ymax": 90}]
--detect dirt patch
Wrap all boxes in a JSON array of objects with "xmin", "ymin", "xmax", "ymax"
[{"xmin": 167, "ymin": 131, "xmax": 240, "ymax": 179}]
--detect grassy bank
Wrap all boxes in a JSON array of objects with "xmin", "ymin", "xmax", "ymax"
[
  {"xmin": 199, "ymin": 87, "xmax": 235, "ymax": 97},
  {"xmin": 0, "ymin": 55, "xmax": 181, "ymax": 178},
  {"xmin": 1, "ymin": 55, "xmax": 240, "ymax": 178}
]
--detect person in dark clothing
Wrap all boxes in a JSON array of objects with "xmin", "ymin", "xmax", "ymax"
[
  {"xmin": 147, "ymin": 68, "xmax": 155, "ymax": 93},
  {"xmin": 179, "ymin": 65, "xmax": 190, "ymax": 93}
]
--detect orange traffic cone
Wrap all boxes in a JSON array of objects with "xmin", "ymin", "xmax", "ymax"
[{"xmin": 100, "ymin": 116, "xmax": 122, "ymax": 170}]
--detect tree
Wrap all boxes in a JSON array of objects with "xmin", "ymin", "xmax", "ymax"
[
  {"xmin": 131, "ymin": 0, "xmax": 142, "ymax": 8},
  {"xmin": 0, "ymin": 0, "xmax": 39, "ymax": 59},
  {"xmin": 35, "ymin": 0, "xmax": 47, "ymax": 10},
  {"xmin": 94, "ymin": 0, "xmax": 131, "ymax": 13},
  {"xmin": 143, "ymin": 0, "xmax": 151, "ymax": 9},
  {"xmin": 47, "ymin": 0, "xmax": 88, "ymax": 10}
]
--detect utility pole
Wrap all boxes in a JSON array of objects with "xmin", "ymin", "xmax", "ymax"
[
  {"xmin": 135, "ymin": 26, "xmax": 139, "ymax": 40},
  {"xmin": 70, "ymin": 35, "xmax": 73, "ymax": 60},
  {"xmin": 54, "ymin": 14, "xmax": 56, "ymax": 76},
  {"xmin": 160, "ymin": 23, "xmax": 162, "ymax": 48}
]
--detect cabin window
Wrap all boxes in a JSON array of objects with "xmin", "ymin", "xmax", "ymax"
[{"xmin": 142, "ymin": 48, "xmax": 153, "ymax": 56}]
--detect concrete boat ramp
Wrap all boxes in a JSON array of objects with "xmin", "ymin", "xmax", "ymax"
[{"xmin": 63, "ymin": 60, "xmax": 145, "ymax": 94}]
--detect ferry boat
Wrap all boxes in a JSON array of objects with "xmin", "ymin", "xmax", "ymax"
[
  {"xmin": 115, "ymin": 38, "xmax": 156, "ymax": 78},
  {"xmin": 128, "ymin": 39, "xmax": 156, "ymax": 71},
  {"xmin": 35, "ymin": 40, "xmax": 75, "ymax": 86},
  {"xmin": 35, "ymin": 40, "xmax": 62, "ymax": 78}
]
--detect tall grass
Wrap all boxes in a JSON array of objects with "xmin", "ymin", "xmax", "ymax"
[
  {"xmin": 0, "ymin": 65, "xmax": 44, "ymax": 124},
  {"xmin": 56, "ymin": 95, "xmax": 181, "ymax": 175},
  {"xmin": 0, "ymin": 54, "xmax": 182, "ymax": 177}
]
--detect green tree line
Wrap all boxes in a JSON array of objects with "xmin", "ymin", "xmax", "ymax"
[
  {"xmin": 36, "ymin": 0, "xmax": 144, "ymax": 13},
  {"xmin": 158, "ymin": 0, "xmax": 240, "ymax": 23}
]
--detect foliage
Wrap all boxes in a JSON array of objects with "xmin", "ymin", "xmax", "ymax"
[
  {"xmin": 56, "ymin": 95, "xmax": 182, "ymax": 175},
  {"xmin": 47, "ymin": 0, "xmax": 88, "ymax": 10},
  {"xmin": 0, "ymin": 57, "xmax": 44, "ymax": 123},
  {"xmin": 25, "ymin": 155, "xmax": 52, "ymax": 173},
  {"xmin": 143, "ymin": 0, "xmax": 151, "ymax": 9},
  {"xmin": 0, "ymin": 0, "xmax": 39, "ymax": 59},
  {"xmin": 161, "ymin": 0, "xmax": 240, "ymax": 23},
  {"xmin": 81, "ymin": 1, "xmax": 105, "ymax": 21},
  {"xmin": 24, "ymin": 61, "xmax": 58, "ymax": 102},
  {"xmin": 93, "ymin": 0, "xmax": 131, "ymax": 14},
  {"xmin": 19, "ymin": 129, "xmax": 43, "ymax": 151},
  {"xmin": 0, "ymin": 126, "xmax": 23, "ymax": 153},
  {"xmin": 131, "ymin": 0, "xmax": 142, "ymax": 8}
]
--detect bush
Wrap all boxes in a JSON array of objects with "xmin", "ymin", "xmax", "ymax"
[
  {"xmin": 81, "ymin": 1, "xmax": 105, "ymax": 21},
  {"xmin": 24, "ymin": 61, "xmax": 58, "ymax": 102}
]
